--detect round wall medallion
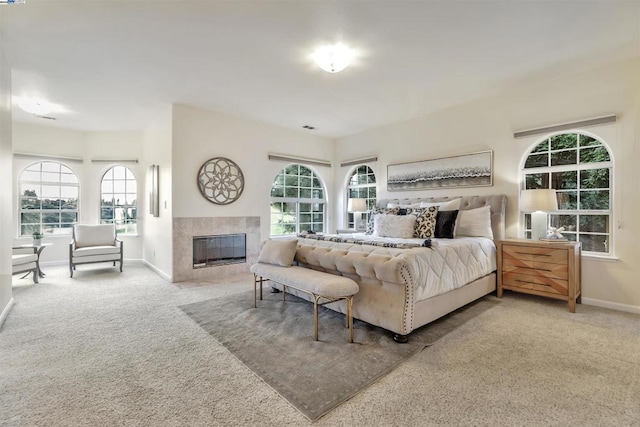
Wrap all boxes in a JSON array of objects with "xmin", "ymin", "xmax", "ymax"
[{"xmin": 197, "ymin": 157, "xmax": 245, "ymax": 205}]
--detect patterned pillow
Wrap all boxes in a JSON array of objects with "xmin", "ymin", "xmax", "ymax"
[
  {"xmin": 405, "ymin": 206, "xmax": 439, "ymax": 238},
  {"xmin": 365, "ymin": 207, "xmax": 400, "ymax": 234}
]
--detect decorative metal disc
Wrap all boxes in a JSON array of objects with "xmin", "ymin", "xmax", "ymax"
[{"xmin": 197, "ymin": 157, "xmax": 245, "ymax": 205}]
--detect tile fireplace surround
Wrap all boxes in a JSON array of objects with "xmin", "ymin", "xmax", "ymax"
[{"xmin": 173, "ymin": 216, "xmax": 260, "ymax": 282}]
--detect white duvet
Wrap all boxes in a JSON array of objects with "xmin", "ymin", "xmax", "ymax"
[{"xmin": 317, "ymin": 233, "xmax": 497, "ymax": 301}]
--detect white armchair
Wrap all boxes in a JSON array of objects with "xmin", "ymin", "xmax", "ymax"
[
  {"xmin": 69, "ymin": 224, "xmax": 123, "ymax": 278},
  {"xmin": 12, "ymin": 248, "xmax": 38, "ymax": 283}
]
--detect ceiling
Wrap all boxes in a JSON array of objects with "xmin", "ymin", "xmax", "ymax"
[{"xmin": 2, "ymin": 1, "xmax": 639, "ymax": 138}]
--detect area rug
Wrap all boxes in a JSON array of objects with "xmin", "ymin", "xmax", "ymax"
[{"xmin": 179, "ymin": 290, "xmax": 499, "ymax": 421}]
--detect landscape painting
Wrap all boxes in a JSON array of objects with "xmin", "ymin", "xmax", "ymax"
[{"xmin": 387, "ymin": 150, "xmax": 493, "ymax": 191}]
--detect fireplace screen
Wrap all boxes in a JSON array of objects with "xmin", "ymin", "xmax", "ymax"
[{"xmin": 193, "ymin": 233, "xmax": 246, "ymax": 268}]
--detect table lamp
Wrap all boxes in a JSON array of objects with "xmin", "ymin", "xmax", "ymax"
[
  {"xmin": 347, "ymin": 198, "xmax": 367, "ymax": 231},
  {"xmin": 520, "ymin": 189, "xmax": 558, "ymax": 240}
]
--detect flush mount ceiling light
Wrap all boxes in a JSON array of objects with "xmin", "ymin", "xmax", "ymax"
[
  {"xmin": 14, "ymin": 97, "xmax": 53, "ymax": 116},
  {"xmin": 312, "ymin": 44, "xmax": 354, "ymax": 73}
]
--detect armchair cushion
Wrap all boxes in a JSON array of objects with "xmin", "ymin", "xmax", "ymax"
[
  {"xmin": 12, "ymin": 253, "xmax": 37, "ymax": 266},
  {"xmin": 74, "ymin": 224, "xmax": 116, "ymax": 248}
]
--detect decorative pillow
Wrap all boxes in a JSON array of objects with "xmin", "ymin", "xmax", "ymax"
[
  {"xmin": 410, "ymin": 206, "xmax": 439, "ymax": 238},
  {"xmin": 434, "ymin": 210, "xmax": 459, "ymax": 239},
  {"xmin": 455, "ymin": 206, "xmax": 493, "ymax": 239},
  {"xmin": 419, "ymin": 198, "xmax": 462, "ymax": 211},
  {"xmin": 373, "ymin": 214, "xmax": 416, "ymax": 238},
  {"xmin": 365, "ymin": 207, "xmax": 400, "ymax": 234},
  {"xmin": 257, "ymin": 239, "xmax": 298, "ymax": 267}
]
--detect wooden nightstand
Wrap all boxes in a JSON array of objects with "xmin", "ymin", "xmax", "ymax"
[{"xmin": 497, "ymin": 238, "xmax": 582, "ymax": 312}]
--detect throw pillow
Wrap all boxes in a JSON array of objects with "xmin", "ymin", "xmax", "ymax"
[
  {"xmin": 434, "ymin": 210, "xmax": 459, "ymax": 239},
  {"xmin": 411, "ymin": 206, "xmax": 439, "ymax": 239},
  {"xmin": 366, "ymin": 207, "xmax": 400, "ymax": 234},
  {"xmin": 373, "ymin": 214, "xmax": 416, "ymax": 238},
  {"xmin": 455, "ymin": 206, "xmax": 493, "ymax": 239},
  {"xmin": 257, "ymin": 239, "xmax": 298, "ymax": 267}
]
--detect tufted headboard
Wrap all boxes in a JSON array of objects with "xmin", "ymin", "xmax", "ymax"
[{"xmin": 376, "ymin": 194, "xmax": 507, "ymax": 241}]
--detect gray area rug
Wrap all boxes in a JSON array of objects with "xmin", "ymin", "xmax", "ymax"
[{"xmin": 180, "ymin": 290, "xmax": 499, "ymax": 421}]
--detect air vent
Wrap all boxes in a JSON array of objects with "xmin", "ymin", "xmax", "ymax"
[
  {"xmin": 37, "ymin": 115, "xmax": 57, "ymax": 121},
  {"xmin": 302, "ymin": 125, "xmax": 315, "ymax": 130}
]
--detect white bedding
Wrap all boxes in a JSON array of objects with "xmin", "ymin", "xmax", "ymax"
[{"xmin": 299, "ymin": 233, "xmax": 496, "ymax": 302}]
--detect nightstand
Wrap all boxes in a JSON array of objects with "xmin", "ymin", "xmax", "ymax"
[{"xmin": 497, "ymin": 238, "xmax": 582, "ymax": 312}]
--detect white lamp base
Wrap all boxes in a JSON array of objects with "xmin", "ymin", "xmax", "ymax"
[
  {"xmin": 353, "ymin": 213, "xmax": 364, "ymax": 231},
  {"xmin": 531, "ymin": 211, "xmax": 548, "ymax": 240}
]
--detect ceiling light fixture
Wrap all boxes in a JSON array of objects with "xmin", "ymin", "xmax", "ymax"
[
  {"xmin": 312, "ymin": 44, "xmax": 354, "ymax": 73},
  {"xmin": 15, "ymin": 97, "xmax": 53, "ymax": 116},
  {"xmin": 0, "ymin": 0, "xmax": 26, "ymax": 5}
]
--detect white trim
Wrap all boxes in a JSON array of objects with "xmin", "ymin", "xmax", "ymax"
[
  {"xmin": 514, "ymin": 115, "xmax": 616, "ymax": 138},
  {"xmin": 14, "ymin": 152, "xmax": 83, "ymax": 163},
  {"xmin": 340, "ymin": 156, "xmax": 378, "ymax": 167},
  {"xmin": 142, "ymin": 260, "xmax": 171, "ymax": 282},
  {"xmin": 582, "ymin": 254, "xmax": 619, "ymax": 262},
  {"xmin": 268, "ymin": 153, "xmax": 331, "ymax": 167},
  {"xmin": 0, "ymin": 297, "xmax": 15, "ymax": 329},
  {"xmin": 582, "ymin": 297, "xmax": 640, "ymax": 315}
]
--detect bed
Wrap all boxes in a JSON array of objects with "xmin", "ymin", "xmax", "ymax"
[{"xmin": 289, "ymin": 194, "xmax": 507, "ymax": 342}]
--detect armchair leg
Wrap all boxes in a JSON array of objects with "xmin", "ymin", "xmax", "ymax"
[
  {"xmin": 69, "ymin": 262, "xmax": 74, "ymax": 278},
  {"xmin": 33, "ymin": 270, "xmax": 39, "ymax": 284}
]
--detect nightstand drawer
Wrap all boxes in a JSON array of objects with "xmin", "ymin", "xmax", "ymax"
[
  {"xmin": 502, "ymin": 244, "xmax": 567, "ymax": 265},
  {"xmin": 502, "ymin": 260, "xmax": 569, "ymax": 280},
  {"xmin": 502, "ymin": 259, "xmax": 569, "ymax": 280},
  {"xmin": 502, "ymin": 272, "xmax": 568, "ymax": 295}
]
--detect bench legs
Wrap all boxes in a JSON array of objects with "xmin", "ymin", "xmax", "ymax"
[{"xmin": 253, "ymin": 273, "xmax": 354, "ymax": 343}]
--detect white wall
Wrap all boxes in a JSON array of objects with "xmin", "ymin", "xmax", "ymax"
[
  {"xmin": 335, "ymin": 58, "xmax": 640, "ymax": 311},
  {"xmin": 0, "ymin": 18, "xmax": 14, "ymax": 324},
  {"xmin": 141, "ymin": 106, "xmax": 173, "ymax": 280},
  {"xmin": 171, "ymin": 104, "xmax": 334, "ymax": 240},
  {"xmin": 11, "ymin": 123, "xmax": 145, "ymax": 265}
]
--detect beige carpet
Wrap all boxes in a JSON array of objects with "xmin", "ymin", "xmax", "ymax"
[
  {"xmin": 1, "ymin": 263, "xmax": 639, "ymax": 426},
  {"xmin": 179, "ymin": 290, "xmax": 498, "ymax": 421}
]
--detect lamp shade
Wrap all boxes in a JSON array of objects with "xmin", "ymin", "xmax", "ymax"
[
  {"xmin": 347, "ymin": 198, "xmax": 367, "ymax": 212},
  {"xmin": 520, "ymin": 189, "xmax": 558, "ymax": 212}
]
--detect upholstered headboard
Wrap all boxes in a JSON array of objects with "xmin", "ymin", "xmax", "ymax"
[{"xmin": 376, "ymin": 194, "xmax": 507, "ymax": 241}]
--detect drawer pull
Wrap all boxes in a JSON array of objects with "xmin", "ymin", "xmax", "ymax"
[{"xmin": 515, "ymin": 251, "xmax": 550, "ymax": 256}]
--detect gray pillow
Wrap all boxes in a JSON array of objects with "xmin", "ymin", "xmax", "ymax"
[{"xmin": 257, "ymin": 239, "xmax": 298, "ymax": 267}]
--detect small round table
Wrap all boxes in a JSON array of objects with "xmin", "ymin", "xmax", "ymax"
[{"xmin": 13, "ymin": 243, "xmax": 52, "ymax": 278}]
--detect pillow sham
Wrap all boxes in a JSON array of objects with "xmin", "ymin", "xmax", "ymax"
[
  {"xmin": 373, "ymin": 213, "xmax": 416, "ymax": 238},
  {"xmin": 455, "ymin": 206, "xmax": 493, "ymax": 239},
  {"xmin": 257, "ymin": 238, "xmax": 298, "ymax": 267},
  {"xmin": 434, "ymin": 210, "xmax": 459, "ymax": 239},
  {"xmin": 366, "ymin": 207, "xmax": 400, "ymax": 234},
  {"xmin": 419, "ymin": 198, "xmax": 461, "ymax": 211}
]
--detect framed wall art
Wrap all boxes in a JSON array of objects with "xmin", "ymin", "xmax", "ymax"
[{"xmin": 387, "ymin": 150, "xmax": 493, "ymax": 191}]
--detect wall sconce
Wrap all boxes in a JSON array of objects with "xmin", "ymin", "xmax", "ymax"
[
  {"xmin": 347, "ymin": 198, "xmax": 367, "ymax": 231},
  {"xmin": 520, "ymin": 189, "xmax": 558, "ymax": 240}
]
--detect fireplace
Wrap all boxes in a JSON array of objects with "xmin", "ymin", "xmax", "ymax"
[{"xmin": 193, "ymin": 233, "xmax": 246, "ymax": 268}]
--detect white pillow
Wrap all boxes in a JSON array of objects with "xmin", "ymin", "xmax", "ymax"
[
  {"xmin": 373, "ymin": 214, "xmax": 416, "ymax": 238},
  {"xmin": 419, "ymin": 198, "xmax": 461, "ymax": 211},
  {"xmin": 386, "ymin": 202, "xmax": 421, "ymax": 209},
  {"xmin": 257, "ymin": 239, "xmax": 298, "ymax": 267},
  {"xmin": 455, "ymin": 206, "xmax": 493, "ymax": 239}
]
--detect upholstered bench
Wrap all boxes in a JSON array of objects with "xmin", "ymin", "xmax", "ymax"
[{"xmin": 251, "ymin": 263, "xmax": 359, "ymax": 342}]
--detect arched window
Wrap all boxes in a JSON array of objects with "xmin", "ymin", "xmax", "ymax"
[
  {"xmin": 521, "ymin": 132, "xmax": 612, "ymax": 254},
  {"xmin": 100, "ymin": 166, "xmax": 137, "ymax": 234},
  {"xmin": 346, "ymin": 165, "xmax": 376, "ymax": 230},
  {"xmin": 19, "ymin": 161, "xmax": 79, "ymax": 236},
  {"xmin": 270, "ymin": 164, "xmax": 326, "ymax": 236}
]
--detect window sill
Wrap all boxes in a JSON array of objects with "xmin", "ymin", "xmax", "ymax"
[{"xmin": 583, "ymin": 253, "xmax": 619, "ymax": 262}]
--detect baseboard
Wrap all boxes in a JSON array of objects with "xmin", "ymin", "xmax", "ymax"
[
  {"xmin": 0, "ymin": 297, "xmax": 15, "ymax": 329},
  {"xmin": 582, "ymin": 297, "xmax": 640, "ymax": 314},
  {"xmin": 41, "ymin": 258, "xmax": 144, "ymax": 268},
  {"xmin": 142, "ymin": 260, "xmax": 171, "ymax": 282}
]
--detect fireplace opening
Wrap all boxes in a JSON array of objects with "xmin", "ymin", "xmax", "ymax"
[{"xmin": 193, "ymin": 233, "xmax": 246, "ymax": 268}]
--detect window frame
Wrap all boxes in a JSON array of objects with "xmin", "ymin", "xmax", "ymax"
[
  {"xmin": 18, "ymin": 161, "xmax": 80, "ymax": 237},
  {"xmin": 269, "ymin": 164, "xmax": 327, "ymax": 236},
  {"xmin": 520, "ymin": 131, "xmax": 613, "ymax": 256},
  {"xmin": 100, "ymin": 165, "xmax": 138, "ymax": 235},
  {"xmin": 345, "ymin": 165, "xmax": 377, "ymax": 230}
]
